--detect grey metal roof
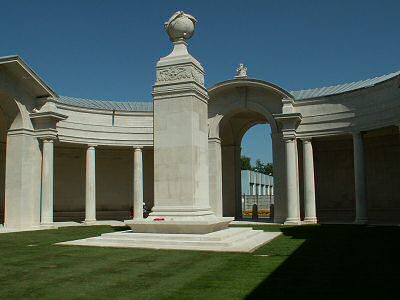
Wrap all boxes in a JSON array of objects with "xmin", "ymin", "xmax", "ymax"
[
  {"xmin": 57, "ymin": 96, "xmax": 153, "ymax": 112},
  {"xmin": 56, "ymin": 71, "xmax": 400, "ymax": 111},
  {"xmin": 290, "ymin": 71, "xmax": 400, "ymax": 100}
]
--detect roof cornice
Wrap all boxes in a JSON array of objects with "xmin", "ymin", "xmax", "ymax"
[{"xmin": 0, "ymin": 55, "xmax": 58, "ymax": 98}]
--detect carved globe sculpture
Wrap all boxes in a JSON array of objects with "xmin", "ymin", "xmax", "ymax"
[{"xmin": 165, "ymin": 11, "xmax": 197, "ymax": 42}]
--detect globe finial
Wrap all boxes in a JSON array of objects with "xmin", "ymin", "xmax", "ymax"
[{"xmin": 164, "ymin": 11, "xmax": 197, "ymax": 42}]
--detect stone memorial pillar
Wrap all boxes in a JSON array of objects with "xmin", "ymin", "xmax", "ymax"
[{"xmin": 125, "ymin": 11, "xmax": 232, "ymax": 233}]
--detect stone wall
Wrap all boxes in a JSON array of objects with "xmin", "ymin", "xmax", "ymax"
[
  {"xmin": 364, "ymin": 127, "xmax": 400, "ymax": 223},
  {"xmin": 312, "ymin": 128, "xmax": 400, "ymax": 223},
  {"xmin": 313, "ymin": 137, "xmax": 355, "ymax": 222},
  {"xmin": 54, "ymin": 146, "xmax": 86, "ymax": 221}
]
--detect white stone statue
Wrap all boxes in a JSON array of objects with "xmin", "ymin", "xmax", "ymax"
[
  {"xmin": 235, "ymin": 63, "xmax": 248, "ymax": 79},
  {"xmin": 164, "ymin": 11, "xmax": 197, "ymax": 42}
]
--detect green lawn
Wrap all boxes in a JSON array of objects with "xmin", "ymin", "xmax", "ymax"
[{"xmin": 0, "ymin": 224, "xmax": 398, "ymax": 299}]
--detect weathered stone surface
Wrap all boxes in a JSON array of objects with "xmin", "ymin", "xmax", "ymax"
[{"xmin": 58, "ymin": 228, "xmax": 281, "ymax": 253}]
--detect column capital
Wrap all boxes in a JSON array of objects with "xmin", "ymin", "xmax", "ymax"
[
  {"xmin": 41, "ymin": 139, "xmax": 55, "ymax": 144},
  {"xmin": 87, "ymin": 144, "xmax": 97, "ymax": 149},
  {"xmin": 351, "ymin": 130, "xmax": 365, "ymax": 138},
  {"xmin": 301, "ymin": 137, "xmax": 312, "ymax": 143},
  {"xmin": 283, "ymin": 136, "xmax": 296, "ymax": 143},
  {"xmin": 133, "ymin": 146, "xmax": 143, "ymax": 151}
]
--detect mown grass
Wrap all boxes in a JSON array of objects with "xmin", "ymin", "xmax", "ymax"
[{"xmin": 0, "ymin": 224, "xmax": 398, "ymax": 299}]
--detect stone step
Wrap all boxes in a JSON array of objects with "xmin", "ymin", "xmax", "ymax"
[
  {"xmin": 57, "ymin": 228, "xmax": 281, "ymax": 252},
  {"xmin": 227, "ymin": 231, "xmax": 280, "ymax": 252},
  {"xmin": 100, "ymin": 227, "xmax": 254, "ymax": 242},
  {"xmin": 96, "ymin": 229, "xmax": 264, "ymax": 248}
]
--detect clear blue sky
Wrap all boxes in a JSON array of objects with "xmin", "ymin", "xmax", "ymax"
[{"xmin": 1, "ymin": 0, "xmax": 399, "ymax": 164}]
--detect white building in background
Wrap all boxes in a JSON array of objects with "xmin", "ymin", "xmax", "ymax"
[
  {"xmin": 241, "ymin": 170, "xmax": 273, "ymax": 197},
  {"xmin": 1, "ymin": 10, "xmax": 400, "ymax": 232}
]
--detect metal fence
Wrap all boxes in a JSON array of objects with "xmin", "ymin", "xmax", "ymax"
[{"xmin": 242, "ymin": 195, "xmax": 274, "ymax": 219}]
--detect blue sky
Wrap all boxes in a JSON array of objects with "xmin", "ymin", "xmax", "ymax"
[{"xmin": 1, "ymin": 0, "xmax": 399, "ymax": 164}]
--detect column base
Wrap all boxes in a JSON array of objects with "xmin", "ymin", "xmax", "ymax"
[
  {"xmin": 354, "ymin": 218, "xmax": 368, "ymax": 224},
  {"xmin": 40, "ymin": 223, "xmax": 56, "ymax": 229},
  {"xmin": 302, "ymin": 217, "xmax": 318, "ymax": 224},
  {"xmin": 284, "ymin": 218, "xmax": 301, "ymax": 225},
  {"xmin": 83, "ymin": 220, "xmax": 97, "ymax": 226}
]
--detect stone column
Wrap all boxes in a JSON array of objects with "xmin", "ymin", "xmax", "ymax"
[
  {"xmin": 133, "ymin": 147, "xmax": 144, "ymax": 220},
  {"xmin": 353, "ymin": 132, "xmax": 368, "ymax": 224},
  {"xmin": 284, "ymin": 137, "xmax": 301, "ymax": 224},
  {"xmin": 41, "ymin": 139, "xmax": 54, "ymax": 225},
  {"xmin": 85, "ymin": 145, "xmax": 96, "ymax": 224},
  {"xmin": 302, "ymin": 139, "xmax": 317, "ymax": 223}
]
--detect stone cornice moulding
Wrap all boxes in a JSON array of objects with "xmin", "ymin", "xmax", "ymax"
[
  {"xmin": 30, "ymin": 111, "xmax": 68, "ymax": 122},
  {"xmin": 7, "ymin": 128, "xmax": 35, "ymax": 136},
  {"xmin": 0, "ymin": 55, "xmax": 58, "ymax": 99},
  {"xmin": 34, "ymin": 128, "xmax": 59, "ymax": 140},
  {"xmin": 208, "ymin": 137, "xmax": 222, "ymax": 144},
  {"xmin": 274, "ymin": 113, "xmax": 302, "ymax": 140},
  {"xmin": 57, "ymin": 135, "xmax": 154, "ymax": 147},
  {"xmin": 208, "ymin": 78, "xmax": 294, "ymax": 101},
  {"xmin": 282, "ymin": 98, "xmax": 296, "ymax": 114},
  {"xmin": 153, "ymin": 79, "xmax": 209, "ymax": 97},
  {"xmin": 152, "ymin": 89, "xmax": 209, "ymax": 104}
]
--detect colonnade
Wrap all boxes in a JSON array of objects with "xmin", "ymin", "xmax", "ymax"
[
  {"xmin": 284, "ymin": 132, "xmax": 368, "ymax": 224},
  {"xmin": 40, "ymin": 142, "xmax": 145, "ymax": 225},
  {"xmin": 39, "ymin": 133, "xmax": 369, "ymax": 226}
]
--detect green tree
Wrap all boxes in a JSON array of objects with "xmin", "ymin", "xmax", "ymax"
[
  {"xmin": 254, "ymin": 159, "xmax": 264, "ymax": 173},
  {"xmin": 264, "ymin": 163, "xmax": 273, "ymax": 176},
  {"xmin": 253, "ymin": 159, "xmax": 273, "ymax": 175},
  {"xmin": 241, "ymin": 155, "xmax": 252, "ymax": 170}
]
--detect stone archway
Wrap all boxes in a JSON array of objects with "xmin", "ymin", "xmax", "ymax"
[
  {"xmin": 208, "ymin": 79, "xmax": 302, "ymax": 223},
  {"xmin": 219, "ymin": 109, "xmax": 269, "ymax": 219}
]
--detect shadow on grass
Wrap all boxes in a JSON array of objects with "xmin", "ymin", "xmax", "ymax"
[{"xmin": 246, "ymin": 225, "xmax": 400, "ymax": 300}]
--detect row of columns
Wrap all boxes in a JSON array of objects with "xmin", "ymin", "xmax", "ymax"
[
  {"xmin": 249, "ymin": 184, "xmax": 273, "ymax": 196},
  {"xmin": 40, "ymin": 141, "xmax": 145, "ymax": 225},
  {"xmin": 284, "ymin": 132, "xmax": 368, "ymax": 224},
  {"xmin": 40, "ymin": 133, "xmax": 368, "ymax": 225}
]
